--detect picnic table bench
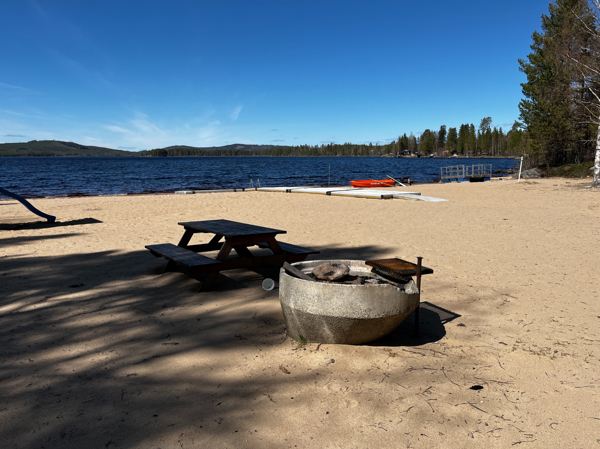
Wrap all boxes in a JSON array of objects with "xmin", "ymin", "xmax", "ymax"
[{"xmin": 146, "ymin": 219, "xmax": 319, "ymax": 291}]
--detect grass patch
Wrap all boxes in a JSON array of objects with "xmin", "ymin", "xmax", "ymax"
[
  {"xmin": 291, "ymin": 334, "xmax": 308, "ymax": 348},
  {"xmin": 545, "ymin": 161, "xmax": 595, "ymax": 179}
]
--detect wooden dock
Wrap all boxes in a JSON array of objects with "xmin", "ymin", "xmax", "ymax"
[{"xmin": 441, "ymin": 164, "xmax": 492, "ymax": 183}]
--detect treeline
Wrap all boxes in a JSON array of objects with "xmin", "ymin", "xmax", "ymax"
[
  {"xmin": 394, "ymin": 118, "xmax": 528, "ymax": 157},
  {"xmin": 146, "ymin": 119, "xmax": 528, "ymax": 158}
]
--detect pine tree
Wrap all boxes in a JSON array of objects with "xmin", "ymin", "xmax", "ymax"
[
  {"xmin": 519, "ymin": 0, "xmax": 596, "ymax": 166},
  {"xmin": 468, "ymin": 124, "xmax": 476, "ymax": 155},
  {"xmin": 457, "ymin": 124, "xmax": 467, "ymax": 155},
  {"xmin": 438, "ymin": 125, "xmax": 447, "ymax": 154},
  {"xmin": 447, "ymin": 127, "xmax": 458, "ymax": 154}
]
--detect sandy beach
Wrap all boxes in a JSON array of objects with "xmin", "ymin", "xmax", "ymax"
[{"xmin": 1, "ymin": 178, "xmax": 599, "ymax": 448}]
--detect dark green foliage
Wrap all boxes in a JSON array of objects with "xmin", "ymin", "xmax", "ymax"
[
  {"xmin": 546, "ymin": 160, "xmax": 596, "ymax": 177},
  {"xmin": 419, "ymin": 129, "xmax": 436, "ymax": 154},
  {"xmin": 519, "ymin": 0, "xmax": 597, "ymax": 166},
  {"xmin": 438, "ymin": 125, "xmax": 447, "ymax": 151},
  {"xmin": 147, "ymin": 142, "xmax": 400, "ymax": 157},
  {"xmin": 457, "ymin": 124, "xmax": 468, "ymax": 154},
  {"xmin": 446, "ymin": 127, "xmax": 458, "ymax": 154},
  {"xmin": 399, "ymin": 134, "xmax": 409, "ymax": 152}
]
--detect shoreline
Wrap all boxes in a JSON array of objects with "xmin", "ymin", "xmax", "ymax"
[{"xmin": 1, "ymin": 178, "xmax": 521, "ymax": 200}]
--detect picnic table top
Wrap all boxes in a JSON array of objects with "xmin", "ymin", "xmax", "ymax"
[{"xmin": 178, "ymin": 219, "xmax": 287, "ymax": 238}]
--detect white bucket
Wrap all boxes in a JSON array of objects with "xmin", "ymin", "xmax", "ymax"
[{"xmin": 262, "ymin": 278, "xmax": 276, "ymax": 291}]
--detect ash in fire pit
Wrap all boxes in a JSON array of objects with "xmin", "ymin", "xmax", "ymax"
[
  {"xmin": 308, "ymin": 261, "xmax": 414, "ymax": 287},
  {"xmin": 312, "ymin": 262, "xmax": 350, "ymax": 281}
]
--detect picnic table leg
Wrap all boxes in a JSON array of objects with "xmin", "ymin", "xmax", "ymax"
[
  {"xmin": 207, "ymin": 234, "xmax": 222, "ymax": 246},
  {"xmin": 263, "ymin": 237, "xmax": 284, "ymax": 255},
  {"xmin": 233, "ymin": 245, "xmax": 254, "ymax": 258},
  {"xmin": 199, "ymin": 240, "xmax": 234, "ymax": 292},
  {"xmin": 177, "ymin": 229, "xmax": 195, "ymax": 247}
]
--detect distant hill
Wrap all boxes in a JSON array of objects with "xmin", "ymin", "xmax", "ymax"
[
  {"xmin": 161, "ymin": 144, "xmax": 284, "ymax": 152},
  {"xmin": 0, "ymin": 140, "xmax": 140, "ymax": 157},
  {"xmin": 148, "ymin": 144, "xmax": 292, "ymax": 156}
]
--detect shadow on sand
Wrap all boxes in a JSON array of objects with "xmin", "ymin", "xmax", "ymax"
[
  {"xmin": 0, "ymin": 238, "xmax": 461, "ymax": 447},
  {"xmin": 0, "ymin": 217, "xmax": 102, "ymax": 230}
]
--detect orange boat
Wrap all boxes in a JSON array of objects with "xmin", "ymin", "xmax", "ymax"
[{"xmin": 350, "ymin": 179, "xmax": 395, "ymax": 188}]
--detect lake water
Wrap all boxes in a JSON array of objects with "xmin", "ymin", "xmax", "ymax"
[{"xmin": 0, "ymin": 156, "xmax": 519, "ymax": 198}]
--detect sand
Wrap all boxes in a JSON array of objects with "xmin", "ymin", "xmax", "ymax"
[{"xmin": 1, "ymin": 178, "xmax": 599, "ymax": 448}]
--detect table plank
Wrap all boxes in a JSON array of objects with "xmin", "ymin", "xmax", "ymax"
[
  {"xmin": 146, "ymin": 244, "xmax": 221, "ymax": 268},
  {"xmin": 178, "ymin": 219, "xmax": 286, "ymax": 237}
]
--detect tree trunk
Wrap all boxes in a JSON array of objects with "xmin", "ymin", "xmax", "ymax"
[{"xmin": 593, "ymin": 122, "xmax": 600, "ymax": 188}]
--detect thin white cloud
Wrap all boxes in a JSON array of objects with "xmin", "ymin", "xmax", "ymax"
[
  {"xmin": 100, "ymin": 112, "xmax": 231, "ymax": 149},
  {"xmin": 230, "ymin": 106, "xmax": 243, "ymax": 122},
  {"xmin": 198, "ymin": 122, "xmax": 222, "ymax": 141},
  {"xmin": 0, "ymin": 82, "xmax": 30, "ymax": 91},
  {"xmin": 104, "ymin": 125, "xmax": 129, "ymax": 133},
  {"xmin": 131, "ymin": 117, "xmax": 164, "ymax": 135},
  {"xmin": 0, "ymin": 109, "xmax": 28, "ymax": 117}
]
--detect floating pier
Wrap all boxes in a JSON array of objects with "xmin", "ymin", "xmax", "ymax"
[
  {"xmin": 174, "ymin": 186, "xmax": 447, "ymax": 202},
  {"xmin": 257, "ymin": 187, "xmax": 447, "ymax": 202},
  {"xmin": 441, "ymin": 164, "xmax": 492, "ymax": 183}
]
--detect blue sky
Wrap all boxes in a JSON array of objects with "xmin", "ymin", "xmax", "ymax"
[{"xmin": 0, "ymin": 0, "xmax": 551, "ymax": 150}]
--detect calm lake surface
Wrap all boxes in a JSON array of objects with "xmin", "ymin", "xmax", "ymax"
[{"xmin": 0, "ymin": 156, "xmax": 519, "ymax": 198}]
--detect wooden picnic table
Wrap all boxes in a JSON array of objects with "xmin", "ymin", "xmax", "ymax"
[{"xmin": 146, "ymin": 219, "xmax": 319, "ymax": 291}]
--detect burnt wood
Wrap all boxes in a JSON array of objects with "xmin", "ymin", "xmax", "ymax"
[
  {"xmin": 283, "ymin": 262, "xmax": 314, "ymax": 282},
  {"xmin": 365, "ymin": 258, "xmax": 433, "ymax": 277}
]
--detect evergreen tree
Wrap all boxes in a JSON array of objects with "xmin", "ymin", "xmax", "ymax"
[
  {"xmin": 408, "ymin": 133, "xmax": 417, "ymax": 153},
  {"xmin": 447, "ymin": 127, "xmax": 458, "ymax": 154},
  {"xmin": 420, "ymin": 129, "xmax": 435, "ymax": 154},
  {"xmin": 457, "ymin": 124, "xmax": 467, "ymax": 155},
  {"xmin": 468, "ymin": 124, "xmax": 476, "ymax": 154},
  {"xmin": 438, "ymin": 125, "xmax": 447, "ymax": 153},
  {"xmin": 519, "ymin": 0, "xmax": 596, "ymax": 166}
]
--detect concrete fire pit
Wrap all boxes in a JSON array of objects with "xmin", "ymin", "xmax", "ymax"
[{"xmin": 279, "ymin": 260, "xmax": 420, "ymax": 344}]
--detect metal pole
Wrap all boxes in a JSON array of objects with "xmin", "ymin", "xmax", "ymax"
[
  {"xmin": 517, "ymin": 156, "xmax": 523, "ymax": 182},
  {"xmin": 415, "ymin": 256, "xmax": 423, "ymax": 336}
]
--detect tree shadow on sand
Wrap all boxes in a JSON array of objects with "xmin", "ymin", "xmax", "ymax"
[
  {"xmin": 0, "ymin": 240, "xmax": 462, "ymax": 448},
  {"xmin": 0, "ymin": 217, "xmax": 102, "ymax": 231}
]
